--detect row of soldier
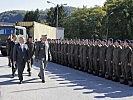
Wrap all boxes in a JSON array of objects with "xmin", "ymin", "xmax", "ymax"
[{"xmin": 49, "ymin": 38, "xmax": 133, "ymax": 86}]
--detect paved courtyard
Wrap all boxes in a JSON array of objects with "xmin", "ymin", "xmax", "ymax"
[{"xmin": 0, "ymin": 53, "xmax": 133, "ymax": 100}]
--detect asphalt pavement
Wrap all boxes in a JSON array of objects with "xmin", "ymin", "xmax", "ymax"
[{"xmin": 0, "ymin": 53, "xmax": 133, "ymax": 100}]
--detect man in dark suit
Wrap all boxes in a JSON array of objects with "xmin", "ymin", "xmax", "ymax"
[
  {"xmin": 13, "ymin": 37, "xmax": 30, "ymax": 84},
  {"xmin": 7, "ymin": 35, "xmax": 17, "ymax": 77},
  {"xmin": 35, "ymin": 35, "xmax": 52, "ymax": 83}
]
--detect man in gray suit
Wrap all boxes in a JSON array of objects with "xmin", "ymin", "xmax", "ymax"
[
  {"xmin": 35, "ymin": 35, "xmax": 52, "ymax": 83},
  {"xmin": 13, "ymin": 37, "xmax": 30, "ymax": 84}
]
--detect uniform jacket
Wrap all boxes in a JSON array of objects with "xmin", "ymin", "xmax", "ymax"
[{"xmin": 35, "ymin": 41, "xmax": 51, "ymax": 61}]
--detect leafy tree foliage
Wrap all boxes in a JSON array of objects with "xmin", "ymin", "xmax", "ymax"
[
  {"xmin": 23, "ymin": 9, "xmax": 40, "ymax": 22},
  {"xmin": 61, "ymin": 0, "xmax": 133, "ymax": 39},
  {"xmin": 46, "ymin": 5, "xmax": 67, "ymax": 27}
]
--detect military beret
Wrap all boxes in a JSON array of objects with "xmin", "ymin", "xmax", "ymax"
[
  {"xmin": 108, "ymin": 38, "xmax": 113, "ymax": 42},
  {"xmin": 124, "ymin": 39, "xmax": 130, "ymax": 43},
  {"xmin": 102, "ymin": 39, "xmax": 107, "ymax": 42},
  {"xmin": 115, "ymin": 40, "xmax": 121, "ymax": 44},
  {"xmin": 91, "ymin": 39, "xmax": 95, "ymax": 42},
  {"xmin": 28, "ymin": 35, "xmax": 32, "ymax": 38},
  {"xmin": 130, "ymin": 40, "xmax": 133, "ymax": 43},
  {"xmin": 96, "ymin": 39, "xmax": 101, "ymax": 42},
  {"xmin": 42, "ymin": 35, "xmax": 47, "ymax": 37}
]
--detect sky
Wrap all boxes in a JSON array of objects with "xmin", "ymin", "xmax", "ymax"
[{"xmin": 0, "ymin": 0, "xmax": 106, "ymax": 13}]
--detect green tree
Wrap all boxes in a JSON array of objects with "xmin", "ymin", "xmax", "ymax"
[
  {"xmin": 23, "ymin": 9, "xmax": 40, "ymax": 22},
  {"xmin": 103, "ymin": 0, "xmax": 133, "ymax": 39},
  {"xmin": 62, "ymin": 6, "xmax": 106, "ymax": 39},
  {"xmin": 46, "ymin": 5, "xmax": 67, "ymax": 27}
]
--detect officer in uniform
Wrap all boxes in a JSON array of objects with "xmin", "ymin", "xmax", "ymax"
[
  {"xmin": 99, "ymin": 39, "xmax": 107, "ymax": 77},
  {"xmin": 52, "ymin": 40, "xmax": 56, "ymax": 63},
  {"xmin": 93, "ymin": 39, "xmax": 100, "ymax": 75},
  {"xmin": 26, "ymin": 35, "xmax": 35, "ymax": 76},
  {"xmin": 57, "ymin": 40, "xmax": 61, "ymax": 64},
  {"xmin": 120, "ymin": 40, "xmax": 132, "ymax": 84},
  {"xmin": 67, "ymin": 40, "xmax": 71, "ymax": 67},
  {"xmin": 82, "ymin": 40, "xmax": 88, "ymax": 71},
  {"xmin": 129, "ymin": 41, "xmax": 133, "ymax": 86},
  {"xmin": 73, "ymin": 39, "xmax": 80, "ymax": 69},
  {"xmin": 79, "ymin": 40, "xmax": 84, "ymax": 70},
  {"xmin": 70, "ymin": 40, "xmax": 75, "ymax": 68},
  {"xmin": 7, "ymin": 35, "xmax": 17, "ymax": 77},
  {"xmin": 60, "ymin": 40, "xmax": 64, "ymax": 65},
  {"xmin": 105, "ymin": 38, "xmax": 114, "ymax": 79},
  {"xmin": 112, "ymin": 40, "xmax": 122, "ymax": 81},
  {"xmin": 87, "ymin": 39, "xmax": 94, "ymax": 74},
  {"xmin": 35, "ymin": 35, "xmax": 52, "ymax": 83},
  {"xmin": 63, "ymin": 40, "xmax": 67, "ymax": 66}
]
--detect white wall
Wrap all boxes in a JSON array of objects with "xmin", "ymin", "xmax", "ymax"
[{"xmin": 34, "ymin": 22, "xmax": 60, "ymax": 40}]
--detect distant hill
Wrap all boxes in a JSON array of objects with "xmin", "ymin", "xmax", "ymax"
[
  {"xmin": 0, "ymin": 7, "xmax": 75, "ymax": 23},
  {"xmin": 0, "ymin": 10, "xmax": 47, "ymax": 23}
]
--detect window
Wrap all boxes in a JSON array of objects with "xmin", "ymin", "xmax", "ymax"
[{"xmin": 16, "ymin": 29, "xmax": 23, "ymax": 35}]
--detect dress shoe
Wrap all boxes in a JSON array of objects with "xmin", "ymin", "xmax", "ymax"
[
  {"xmin": 19, "ymin": 81, "xmax": 22, "ymax": 84},
  {"xmin": 28, "ymin": 72, "xmax": 31, "ymax": 76},
  {"xmin": 8, "ymin": 63, "xmax": 11, "ymax": 67},
  {"xmin": 42, "ymin": 80, "xmax": 45, "ymax": 83},
  {"xmin": 11, "ymin": 74, "xmax": 15, "ymax": 78}
]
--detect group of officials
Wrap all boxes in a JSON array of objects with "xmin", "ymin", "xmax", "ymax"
[
  {"xmin": 7, "ymin": 35, "xmax": 51, "ymax": 84},
  {"xmin": 49, "ymin": 38, "xmax": 133, "ymax": 86}
]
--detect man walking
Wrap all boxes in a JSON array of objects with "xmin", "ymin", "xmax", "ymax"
[
  {"xmin": 26, "ymin": 35, "xmax": 35, "ymax": 76},
  {"xmin": 13, "ymin": 37, "xmax": 30, "ymax": 84},
  {"xmin": 35, "ymin": 35, "xmax": 52, "ymax": 83},
  {"xmin": 7, "ymin": 35, "xmax": 17, "ymax": 77}
]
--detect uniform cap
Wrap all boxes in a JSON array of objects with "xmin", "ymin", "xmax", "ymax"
[
  {"xmin": 115, "ymin": 40, "xmax": 121, "ymax": 44},
  {"xmin": 28, "ymin": 35, "xmax": 32, "ymax": 38},
  {"xmin": 108, "ymin": 38, "xmax": 113, "ymax": 43},
  {"xmin": 124, "ymin": 39, "xmax": 130, "ymax": 43}
]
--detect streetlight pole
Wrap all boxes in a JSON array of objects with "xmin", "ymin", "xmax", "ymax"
[
  {"xmin": 56, "ymin": 4, "xmax": 59, "ymax": 27},
  {"xmin": 106, "ymin": 12, "xmax": 113, "ymax": 39},
  {"xmin": 47, "ymin": 1, "xmax": 67, "ymax": 27}
]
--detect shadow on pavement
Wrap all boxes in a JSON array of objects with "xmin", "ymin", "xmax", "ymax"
[
  {"xmin": 0, "ymin": 54, "xmax": 6, "ymax": 57},
  {"xmin": 0, "ymin": 74, "xmax": 12, "ymax": 79},
  {"xmin": 0, "ymin": 78, "xmax": 18, "ymax": 85},
  {"xmin": 45, "ymin": 62, "xmax": 133, "ymax": 99},
  {"xmin": 0, "ymin": 74, "xmax": 40, "ymax": 85},
  {"xmin": 11, "ymin": 85, "xmax": 66, "ymax": 93}
]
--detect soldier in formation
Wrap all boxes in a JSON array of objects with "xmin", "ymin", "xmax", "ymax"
[{"xmin": 49, "ymin": 38, "xmax": 133, "ymax": 86}]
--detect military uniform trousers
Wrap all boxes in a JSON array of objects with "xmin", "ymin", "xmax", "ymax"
[
  {"xmin": 74, "ymin": 55, "xmax": 79, "ymax": 69},
  {"xmin": 27, "ymin": 58, "xmax": 33, "ymax": 72},
  {"xmin": 121, "ymin": 62, "xmax": 131, "ymax": 81},
  {"xmin": 93, "ymin": 58, "xmax": 99, "ymax": 74},
  {"xmin": 112, "ymin": 62, "xmax": 121, "ymax": 80},
  {"xmin": 130, "ymin": 65, "xmax": 133, "ymax": 82},
  {"xmin": 87, "ymin": 58, "xmax": 93, "ymax": 73},
  {"xmin": 38, "ymin": 59, "xmax": 48, "ymax": 81},
  {"xmin": 10, "ymin": 58, "xmax": 17, "ymax": 75},
  {"xmin": 99, "ymin": 59, "xmax": 106, "ymax": 75},
  {"xmin": 105, "ymin": 60, "xmax": 113, "ymax": 77},
  {"xmin": 83, "ymin": 57, "xmax": 87, "ymax": 71}
]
